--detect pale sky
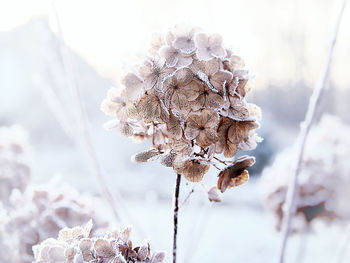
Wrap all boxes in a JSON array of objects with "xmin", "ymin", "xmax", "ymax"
[{"xmin": 0, "ymin": 0, "xmax": 349, "ymax": 89}]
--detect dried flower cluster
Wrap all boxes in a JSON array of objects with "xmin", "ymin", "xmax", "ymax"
[
  {"xmin": 102, "ymin": 25, "xmax": 261, "ymax": 192},
  {"xmin": 261, "ymin": 115, "xmax": 350, "ymax": 231},
  {"xmin": 0, "ymin": 182, "xmax": 111, "ymax": 263},
  {"xmin": 0, "ymin": 125, "xmax": 31, "ymax": 204},
  {"xmin": 33, "ymin": 220, "xmax": 165, "ymax": 263}
]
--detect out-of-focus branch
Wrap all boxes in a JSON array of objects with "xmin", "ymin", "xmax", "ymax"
[
  {"xmin": 50, "ymin": 1, "xmax": 146, "ymax": 238},
  {"xmin": 277, "ymin": 0, "xmax": 348, "ymax": 262}
]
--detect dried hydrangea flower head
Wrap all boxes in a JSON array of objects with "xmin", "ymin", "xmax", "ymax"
[
  {"xmin": 1, "ymin": 182, "xmax": 111, "ymax": 263},
  {"xmin": 102, "ymin": 25, "xmax": 262, "ymax": 193},
  {"xmin": 261, "ymin": 115, "xmax": 350, "ymax": 231},
  {"xmin": 0, "ymin": 125, "xmax": 31, "ymax": 204},
  {"xmin": 33, "ymin": 220, "xmax": 166, "ymax": 263}
]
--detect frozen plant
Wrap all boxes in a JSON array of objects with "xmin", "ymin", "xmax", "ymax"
[
  {"xmin": 0, "ymin": 125, "xmax": 31, "ymax": 204},
  {"xmin": 101, "ymin": 25, "xmax": 262, "ymax": 192},
  {"xmin": 102, "ymin": 25, "xmax": 262, "ymax": 262},
  {"xmin": 1, "ymin": 181, "xmax": 111, "ymax": 263},
  {"xmin": 261, "ymin": 114, "xmax": 350, "ymax": 231},
  {"xmin": 33, "ymin": 220, "xmax": 166, "ymax": 263}
]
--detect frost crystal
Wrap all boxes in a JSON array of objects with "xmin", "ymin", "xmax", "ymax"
[
  {"xmin": 33, "ymin": 221, "xmax": 166, "ymax": 263},
  {"xmin": 101, "ymin": 25, "xmax": 262, "ymax": 193},
  {"xmin": 261, "ymin": 115, "xmax": 350, "ymax": 231},
  {"xmin": 0, "ymin": 125, "xmax": 31, "ymax": 205}
]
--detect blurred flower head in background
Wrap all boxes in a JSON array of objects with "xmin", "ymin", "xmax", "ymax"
[{"xmin": 261, "ymin": 114, "xmax": 350, "ymax": 231}]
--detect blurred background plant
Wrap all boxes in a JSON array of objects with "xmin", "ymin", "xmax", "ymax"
[{"xmin": 0, "ymin": 0, "xmax": 350, "ymax": 262}]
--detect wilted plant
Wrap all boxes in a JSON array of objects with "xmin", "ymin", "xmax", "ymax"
[
  {"xmin": 33, "ymin": 220, "xmax": 165, "ymax": 263},
  {"xmin": 261, "ymin": 115, "xmax": 350, "ymax": 232},
  {"xmin": 0, "ymin": 181, "xmax": 111, "ymax": 263},
  {"xmin": 0, "ymin": 125, "xmax": 31, "ymax": 205},
  {"xmin": 101, "ymin": 25, "xmax": 262, "ymax": 262}
]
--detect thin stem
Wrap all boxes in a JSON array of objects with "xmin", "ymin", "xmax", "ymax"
[
  {"xmin": 277, "ymin": 0, "xmax": 347, "ymax": 262},
  {"xmin": 173, "ymin": 174, "xmax": 182, "ymax": 263},
  {"xmin": 51, "ymin": 0, "xmax": 122, "ymax": 224},
  {"xmin": 179, "ymin": 186, "xmax": 196, "ymax": 208}
]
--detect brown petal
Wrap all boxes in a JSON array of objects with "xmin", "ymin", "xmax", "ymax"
[
  {"xmin": 94, "ymin": 239, "xmax": 115, "ymax": 258},
  {"xmin": 167, "ymin": 114, "xmax": 182, "ymax": 140},
  {"xmin": 181, "ymin": 160, "xmax": 209, "ymax": 182},
  {"xmin": 171, "ymin": 92, "xmax": 190, "ymax": 114},
  {"xmin": 227, "ymin": 98, "xmax": 250, "ymax": 120},
  {"xmin": 201, "ymin": 109, "xmax": 219, "ymax": 128},
  {"xmin": 138, "ymin": 94, "xmax": 168, "ymax": 123},
  {"xmin": 181, "ymin": 80, "xmax": 201, "ymax": 101},
  {"xmin": 205, "ymin": 92, "xmax": 224, "ymax": 110},
  {"xmin": 186, "ymin": 113, "xmax": 202, "ymax": 129},
  {"xmin": 223, "ymin": 140, "xmax": 237, "ymax": 158},
  {"xmin": 210, "ymin": 70, "xmax": 233, "ymax": 92},
  {"xmin": 217, "ymin": 155, "xmax": 255, "ymax": 192},
  {"xmin": 227, "ymin": 121, "xmax": 259, "ymax": 144},
  {"xmin": 196, "ymin": 129, "xmax": 218, "ymax": 148}
]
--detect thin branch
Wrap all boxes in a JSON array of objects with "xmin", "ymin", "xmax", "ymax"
[
  {"xmin": 50, "ymin": 1, "xmax": 147, "ymax": 239},
  {"xmin": 51, "ymin": 0, "xmax": 123, "ymax": 225},
  {"xmin": 179, "ymin": 186, "xmax": 196, "ymax": 208},
  {"xmin": 173, "ymin": 174, "xmax": 182, "ymax": 263},
  {"xmin": 277, "ymin": 0, "xmax": 348, "ymax": 262}
]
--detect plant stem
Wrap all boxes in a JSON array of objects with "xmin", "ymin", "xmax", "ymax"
[
  {"xmin": 277, "ymin": 0, "xmax": 347, "ymax": 262},
  {"xmin": 173, "ymin": 174, "xmax": 182, "ymax": 263}
]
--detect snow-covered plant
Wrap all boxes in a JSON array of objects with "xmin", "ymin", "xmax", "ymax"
[
  {"xmin": 33, "ymin": 220, "xmax": 166, "ymax": 263},
  {"xmin": 101, "ymin": 25, "xmax": 262, "ymax": 193},
  {"xmin": 1, "ymin": 182, "xmax": 111, "ymax": 263},
  {"xmin": 0, "ymin": 125, "xmax": 31, "ymax": 204},
  {"xmin": 261, "ymin": 115, "xmax": 350, "ymax": 231}
]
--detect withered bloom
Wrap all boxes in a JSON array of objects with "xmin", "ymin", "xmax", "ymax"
[{"xmin": 101, "ymin": 26, "xmax": 262, "ymax": 198}]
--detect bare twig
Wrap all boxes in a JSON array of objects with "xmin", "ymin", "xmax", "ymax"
[
  {"xmin": 333, "ymin": 224, "xmax": 350, "ymax": 263},
  {"xmin": 50, "ymin": 1, "xmax": 148, "ymax": 239},
  {"xmin": 179, "ymin": 186, "xmax": 197, "ymax": 208},
  {"xmin": 277, "ymin": 0, "xmax": 348, "ymax": 262},
  {"xmin": 173, "ymin": 174, "xmax": 182, "ymax": 263},
  {"xmin": 50, "ymin": 0, "xmax": 123, "ymax": 225}
]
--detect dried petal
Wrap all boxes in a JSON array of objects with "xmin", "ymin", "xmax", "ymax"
[{"xmin": 217, "ymin": 155, "xmax": 255, "ymax": 192}]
